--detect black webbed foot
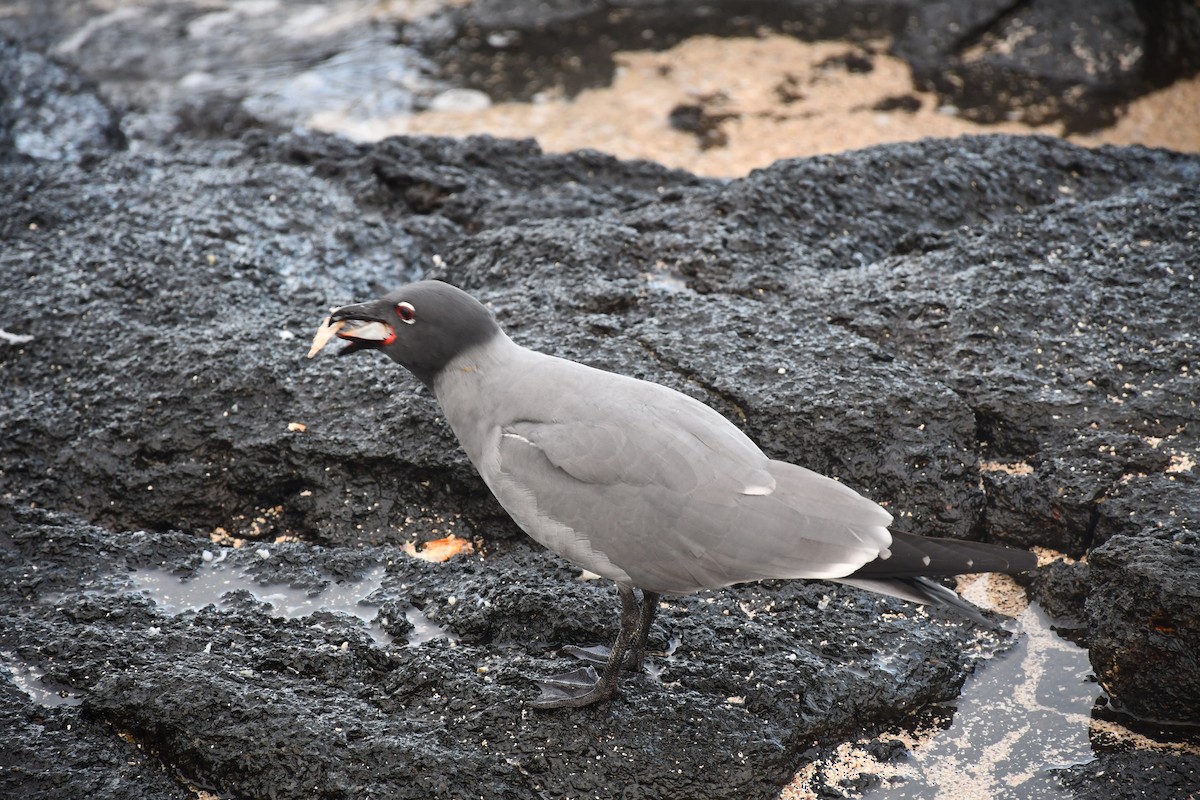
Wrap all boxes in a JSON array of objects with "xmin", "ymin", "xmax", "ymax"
[
  {"xmin": 562, "ymin": 644, "xmax": 643, "ymax": 671},
  {"xmin": 528, "ymin": 585, "xmax": 660, "ymax": 710},
  {"xmin": 530, "ymin": 666, "xmax": 615, "ymax": 709}
]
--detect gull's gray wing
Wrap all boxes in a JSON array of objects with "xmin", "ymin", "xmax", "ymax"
[{"xmin": 486, "ymin": 389, "xmax": 893, "ymax": 595}]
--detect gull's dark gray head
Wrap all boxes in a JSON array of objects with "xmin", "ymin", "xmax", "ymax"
[{"xmin": 330, "ymin": 280, "xmax": 501, "ymax": 387}]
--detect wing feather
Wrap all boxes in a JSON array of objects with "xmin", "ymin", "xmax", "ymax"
[{"xmin": 491, "ymin": 419, "xmax": 893, "ymax": 594}]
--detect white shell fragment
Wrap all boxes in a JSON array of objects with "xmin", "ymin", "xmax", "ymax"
[
  {"xmin": 307, "ymin": 316, "xmax": 345, "ymax": 358},
  {"xmin": 342, "ymin": 321, "xmax": 392, "ymax": 341}
]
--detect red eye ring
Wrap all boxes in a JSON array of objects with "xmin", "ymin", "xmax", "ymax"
[{"xmin": 396, "ymin": 301, "xmax": 416, "ymax": 324}]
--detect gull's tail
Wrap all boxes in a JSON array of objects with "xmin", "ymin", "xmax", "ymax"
[{"xmin": 835, "ymin": 531, "xmax": 1037, "ymax": 626}]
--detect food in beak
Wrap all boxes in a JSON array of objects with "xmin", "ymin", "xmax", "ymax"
[
  {"xmin": 335, "ymin": 320, "xmax": 394, "ymax": 350},
  {"xmin": 307, "ymin": 317, "xmax": 346, "ymax": 358}
]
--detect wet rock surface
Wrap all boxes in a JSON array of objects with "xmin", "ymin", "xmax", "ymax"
[
  {"xmin": 0, "ymin": 38, "xmax": 124, "ymax": 163},
  {"xmin": 2, "ymin": 3, "xmax": 1200, "ymax": 798},
  {"xmin": 1057, "ymin": 749, "xmax": 1200, "ymax": 800},
  {"xmin": 3, "ymin": 508, "xmax": 987, "ymax": 799},
  {"xmin": 1086, "ymin": 530, "xmax": 1200, "ymax": 722}
]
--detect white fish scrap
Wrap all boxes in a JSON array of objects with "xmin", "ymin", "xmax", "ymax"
[{"xmin": 306, "ymin": 316, "xmax": 345, "ymax": 358}]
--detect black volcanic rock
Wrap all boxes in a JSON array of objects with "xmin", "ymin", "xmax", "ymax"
[
  {"xmin": 4, "ymin": 119, "xmax": 1199, "ymax": 794},
  {"xmin": 0, "ymin": 37, "xmax": 124, "ymax": 163},
  {"xmin": 1086, "ymin": 530, "xmax": 1200, "ymax": 723}
]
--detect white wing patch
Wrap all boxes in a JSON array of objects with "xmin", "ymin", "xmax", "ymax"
[
  {"xmin": 501, "ymin": 431, "xmax": 534, "ymax": 446},
  {"xmin": 740, "ymin": 483, "xmax": 775, "ymax": 496}
]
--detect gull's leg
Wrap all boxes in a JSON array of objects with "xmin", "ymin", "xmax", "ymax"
[
  {"xmin": 530, "ymin": 584, "xmax": 640, "ymax": 709},
  {"xmin": 625, "ymin": 590, "xmax": 661, "ymax": 672},
  {"xmin": 563, "ymin": 589, "xmax": 660, "ymax": 671}
]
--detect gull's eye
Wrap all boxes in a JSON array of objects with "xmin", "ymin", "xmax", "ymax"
[{"xmin": 396, "ymin": 301, "xmax": 416, "ymax": 324}]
